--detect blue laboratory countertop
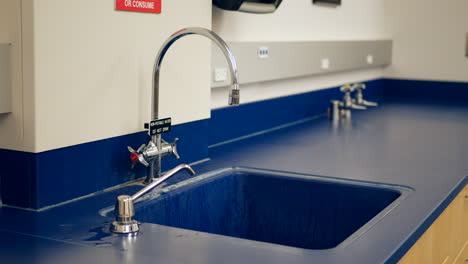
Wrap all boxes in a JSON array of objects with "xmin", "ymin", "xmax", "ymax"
[{"xmin": 1, "ymin": 101, "xmax": 467, "ymax": 264}]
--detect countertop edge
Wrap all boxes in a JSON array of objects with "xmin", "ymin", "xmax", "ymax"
[{"xmin": 384, "ymin": 175, "xmax": 468, "ymax": 264}]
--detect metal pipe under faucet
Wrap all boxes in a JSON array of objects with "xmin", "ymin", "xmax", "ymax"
[{"xmin": 147, "ymin": 27, "xmax": 240, "ymax": 182}]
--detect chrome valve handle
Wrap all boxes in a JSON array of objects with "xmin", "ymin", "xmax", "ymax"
[
  {"xmin": 128, "ymin": 138, "xmax": 179, "ymax": 169},
  {"xmin": 339, "ymin": 84, "xmax": 355, "ymax": 93},
  {"xmin": 340, "ymin": 84, "xmax": 367, "ymax": 110},
  {"xmin": 353, "ymin": 83, "xmax": 366, "ymax": 90},
  {"xmin": 169, "ymin": 138, "xmax": 180, "ymax": 159},
  {"xmin": 128, "ymin": 144, "xmax": 149, "ymax": 168}
]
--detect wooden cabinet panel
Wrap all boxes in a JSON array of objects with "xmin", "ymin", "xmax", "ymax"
[
  {"xmin": 463, "ymin": 186, "xmax": 468, "ymax": 244},
  {"xmin": 453, "ymin": 240, "xmax": 468, "ymax": 264},
  {"xmin": 398, "ymin": 228, "xmax": 434, "ymax": 264},
  {"xmin": 450, "ymin": 189, "xmax": 467, "ymax": 258},
  {"xmin": 433, "ymin": 206, "xmax": 452, "ymax": 263},
  {"xmin": 399, "ymin": 185, "xmax": 468, "ymax": 264},
  {"xmin": 454, "ymin": 186, "xmax": 468, "ymax": 264}
]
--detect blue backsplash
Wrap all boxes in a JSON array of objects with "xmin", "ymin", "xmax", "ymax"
[
  {"xmin": 384, "ymin": 79, "xmax": 468, "ymax": 102},
  {"xmin": 1, "ymin": 78, "xmax": 466, "ymax": 209},
  {"xmin": 0, "ymin": 120, "xmax": 209, "ymax": 209},
  {"xmin": 210, "ymin": 79, "xmax": 385, "ymax": 146}
]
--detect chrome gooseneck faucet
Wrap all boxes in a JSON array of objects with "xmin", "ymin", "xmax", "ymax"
[{"xmin": 128, "ymin": 27, "xmax": 240, "ymax": 184}]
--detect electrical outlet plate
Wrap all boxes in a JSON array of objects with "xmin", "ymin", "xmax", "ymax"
[{"xmin": 258, "ymin": 46, "xmax": 269, "ymax": 59}]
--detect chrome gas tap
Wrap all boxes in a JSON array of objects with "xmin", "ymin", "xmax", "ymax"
[
  {"xmin": 128, "ymin": 27, "xmax": 240, "ymax": 184},
  {"xmin": 352, "ymin": 83, "xmax": 378, "ymax": 107},
  {"xmin": 341, "ymin": 84, "xmax": 367, "ymax": 111},
  {"xmin": 329, "ymin": 84, "xmax": 367, "ymax": 121}
]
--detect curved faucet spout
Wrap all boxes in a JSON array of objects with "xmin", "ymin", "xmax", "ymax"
[
  {"xmin": 132, "ymin": 164, "xmax": 195, "ymax": 201},
  {"xmin": 152, "ymin": 27, "xmax": 240, "ymax": 121},
  {"xmin": 144, "ymin": 27, "xmax": 240, "ymax": 183}
]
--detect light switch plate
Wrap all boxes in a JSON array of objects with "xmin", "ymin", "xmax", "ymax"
[
  {"xmin": 366, "ymin": 54, "xmax": 374, "ymax": 64},
  {"xmin": 321, "ymin": 58, "xmax": 330, "ymax": 70},
  {"xmin": 214, "ymin": 68, "xmax": 228, "ymax": 82}
]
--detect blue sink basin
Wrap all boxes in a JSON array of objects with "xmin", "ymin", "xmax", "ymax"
[{"xmin": 132, "ymin": 167, "xmax": 411, "ymax": 250}]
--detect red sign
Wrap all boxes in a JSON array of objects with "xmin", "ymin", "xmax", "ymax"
[{"xmin": 116, "ymin": 0, "xmax": 161, "ymax": 13}]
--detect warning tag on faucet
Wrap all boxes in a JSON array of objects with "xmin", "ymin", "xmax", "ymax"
[{"xmin": 146, "ymin": 118, "xmax": 171, "ymax": 136}]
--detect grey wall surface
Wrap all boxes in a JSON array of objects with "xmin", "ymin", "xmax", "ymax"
[{"xmin": 212, "ymin": 40, "xmax": 392, "ymax": 88}]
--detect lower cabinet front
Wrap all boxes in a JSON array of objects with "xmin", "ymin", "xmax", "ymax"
[{"xmin": 399, "ymin": 185, "xmax": 468, "ymax": 264}]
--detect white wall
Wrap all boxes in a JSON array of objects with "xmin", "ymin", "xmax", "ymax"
[
  {"xmin": 5, "ymin": 0, "xmax": 466, "ymax": 152},
  {"xmin": 211, "ymin": 0, "xmax": 389, "ymax": 108},
  {"xmin": 0, "ymin": 0, "xmax": 212, "ymax": 152},
  {"xmin": 384, "ymin": 0, "xmax": 468, "ymax": 82},
  {"xmin": 20, "ymin": 0, "xmax": 211, "ymax": 152}
]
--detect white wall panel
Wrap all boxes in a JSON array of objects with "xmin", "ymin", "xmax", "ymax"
[
  {"xmin": 384, "ymin": 0, "xmax": 468, "ymax": 82},
  {"xmin": 32, "ymin": 0, "xmax": 211, "ymax": 152},
  {"xmin": 213, "ymin": 0, "xmax": 387, "ymax": 41},
  {"xmin": 7, "ymin": 0, "xmax": 465, "ymax": 152},
  {"xmin": 211, "ymin": 0, "xmax": 389, "ymax": 108}
]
